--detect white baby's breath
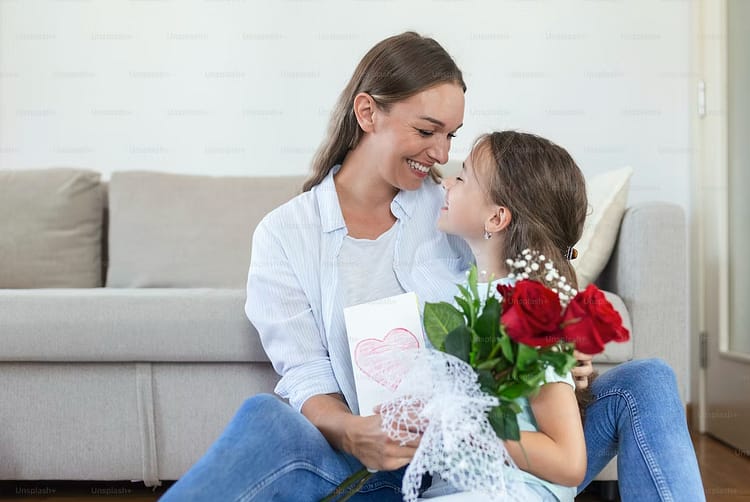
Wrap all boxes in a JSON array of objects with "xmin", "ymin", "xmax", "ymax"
[{"xmin": 505, "ymin": 249, "xmax": 575, "ymax": 306}]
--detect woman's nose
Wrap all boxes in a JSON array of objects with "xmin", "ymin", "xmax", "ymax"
[{"xmin": 429, "ymin": 137, "xmax": 450, "ymax": 165}]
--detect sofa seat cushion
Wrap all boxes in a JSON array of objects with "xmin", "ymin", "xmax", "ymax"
[
  {"xmin": 0, "ymin": 288, "xmax": 269, "ymax": 362},
  {"xmin": 592, "ymin": 291, "xmax": 634, "ymax": 364},
  {"xmin": 0, "ymin": 288, "xmax": 632, "ymax": 364}
]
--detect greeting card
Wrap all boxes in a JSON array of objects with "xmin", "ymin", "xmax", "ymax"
[{"xmin": 344, "ymin": 292, "xmax": 425, "ymax": 416}]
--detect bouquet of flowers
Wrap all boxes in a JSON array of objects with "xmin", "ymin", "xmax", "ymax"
[{"xmin": 323, "ymin": 250, "xmax": 630, "ymax": 502}]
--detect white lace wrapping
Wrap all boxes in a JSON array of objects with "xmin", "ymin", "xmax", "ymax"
[{"xmin": 378, "ymin": 350, "xmax": 538, "ymax": 502}]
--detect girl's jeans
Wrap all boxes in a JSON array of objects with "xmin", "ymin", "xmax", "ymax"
[
  {"xmin": 579, "ymin": 358, "xmax": 705, "ymax": 501},
  {"xmin": 160, "ymin": 358, "xmax": 705, "ymax": 501}
]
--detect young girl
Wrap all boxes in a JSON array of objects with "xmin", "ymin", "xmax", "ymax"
[{"xmin": 424, "ymin": 130, "xmax": 589, "ymax": 501}]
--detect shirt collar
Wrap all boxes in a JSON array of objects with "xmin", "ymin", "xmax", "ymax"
[
  {"xmin": 314, "ymin": 164, "xmax": 421, "ymax": 232},
  {"xmin": 391, "ymin": 185, "xmax": 417, "ymax": 221},
  {"xmin": 315, "ymin": 164, "xmax": 346, "ymax": 233}
]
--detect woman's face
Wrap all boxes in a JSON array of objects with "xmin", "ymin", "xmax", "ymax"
[
  {"xmin": 437, "ymin": 147, "xmax": 497, "ymax": 240},
  {"xmin": 370, "ymin": 83, "xmax": 465, "ymax": 191}
]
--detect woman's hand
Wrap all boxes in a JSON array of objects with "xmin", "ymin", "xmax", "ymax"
[
  {"xmin": 572, "ymin": 350, "xmax": 594, "ymax": 390},
  {"xmin": 342, "ymin": 413, "xmax": 421, "ymax": 471},
  {"xmin": 301, "ymin": 394, "xmax": 421, "ymax": 472}
]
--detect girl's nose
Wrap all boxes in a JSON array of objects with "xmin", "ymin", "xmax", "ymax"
[{"xmin": 442, "ymin": 177, "xmax": 455, "ymax": 190}]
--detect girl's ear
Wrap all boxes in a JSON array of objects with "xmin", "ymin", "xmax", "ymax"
[
  {"xmin": 486, "ymin": 206, "xmax": 512, "ymax": 233},
  {"xmin": 352, "ymin": 92, "xmax": 377, "ymax": 133}
]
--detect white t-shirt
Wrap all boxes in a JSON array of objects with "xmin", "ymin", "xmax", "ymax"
[{"xmin": 338, "ymin": 222, "xmax": 405, "ymax": 308}]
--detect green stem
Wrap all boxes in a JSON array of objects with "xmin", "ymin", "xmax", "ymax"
[
  {"xmin": 488, "ymin": 342, "xmax": 501, "ymax": 361},
  {"xmin": 494, "ymin": 366, "xmax": 513, "ymax": 382},
  {"xmin": 319, "ymin": 467, "xmax": 374, "ymax": 502}
]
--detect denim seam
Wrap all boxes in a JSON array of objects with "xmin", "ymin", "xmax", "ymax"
[
  {"xmin": 595, "ymin": 388, "xmax": 673, "ymax": 502},
  {"xmin": 235, "ymin": 460, "xmax": 400, "ymax": 501}
]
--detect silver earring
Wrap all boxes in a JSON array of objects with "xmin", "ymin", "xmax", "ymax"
[{"xmin": 483, "ymin": 230, "xmax": 492, "ymax": 240}]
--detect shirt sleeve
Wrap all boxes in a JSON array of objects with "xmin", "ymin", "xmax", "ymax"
[
  {"xmin": 245, "ymin": 216, "xmax": 341, "ymax": 412},
  {"xmin": 543, "ymin": 365, "xmax": 575, "ymax": 390}
]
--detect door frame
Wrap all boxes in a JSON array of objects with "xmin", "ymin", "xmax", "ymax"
[{"xmin": 693, "ymin": 0, "xmax": 750, "ymax": 444}]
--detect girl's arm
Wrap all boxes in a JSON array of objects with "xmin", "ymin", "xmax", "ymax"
[{"xmin": 503, "ymin": 381, "xmax": 587, "ymax": 487}]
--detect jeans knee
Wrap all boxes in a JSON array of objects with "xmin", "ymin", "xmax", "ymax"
[
  {"xmin": 642, "ymin": 358, "xmax": 676, "ymax": 378},
  {"xmin": 628, "ymin": 358, "xmax": 677, "ymax": 387},
  {"xmin": 235, "ymin": 394, "xmax": 288, "ymax": 423},
  {"xmin": 595, "ymin": 358, "xmax": 680, "ymax": 409}
]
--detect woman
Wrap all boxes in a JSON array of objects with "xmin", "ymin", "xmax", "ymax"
[{"xmin": 160, "ymin": 31, "xmax": 704, "ymax": 501}]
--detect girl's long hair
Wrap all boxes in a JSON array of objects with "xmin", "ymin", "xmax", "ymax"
[
  {"xmin": 476, "ymin": 131, "xmax": 595, "ymax": 414},
  {"xmin": 473, "ymin": 131, "xmax": 588, "ymax": 290},
  {"xmin": 303, "ymin": 31, "xmax": 465, "ymax": 192}
]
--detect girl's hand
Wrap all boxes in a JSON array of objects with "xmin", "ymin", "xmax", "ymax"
[
  {"xmin": 572, "ymin": 350, "xmax": 594, "ymax": 390},
  {"xmin": 342, "ymin": 413, "xmax": 421, "ymax": 471}
]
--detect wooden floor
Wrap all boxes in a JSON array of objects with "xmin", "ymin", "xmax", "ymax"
[{"xmin": 0, "ymin": 431, "xmax": 747, "ymax": 501}]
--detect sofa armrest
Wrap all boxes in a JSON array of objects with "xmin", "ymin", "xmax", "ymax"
[{"xmin": 596, "ymin": 202, "xmax": 689, "ymax": 402}]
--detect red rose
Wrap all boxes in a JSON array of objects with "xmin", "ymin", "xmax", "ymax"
[
  {"xmin": 498, "ymin": 280, "xmax": 563, "ymax": 347},
  {"xmin": 561, "ymin": 284, "xmax": 630, "ymax": 354}
]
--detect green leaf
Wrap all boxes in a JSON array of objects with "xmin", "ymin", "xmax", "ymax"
[
  {"xmin": 519, "ymin": 370, "xmax": 546, "ymax": 388},
  {"xmin": 488, "ymin": 405, "xmax": 521, "ymax": 441},
  {"xmin": 477, "ymin": 369, "xmax": 496, "ymax": 394},
  {"xmin": 497, "ymin": 381, "xmax": 533, "ymax": 400},
  {"xmin": 456, "ymin": 284, "xmax": 473, "ymax": 304},
  {"xmin": 444, "ymin": 325, "xmax": 472, "ymax": 362},
  {"xmin": 476, "ymin": 357, "xmax": 502, "ymax": 371},
  {"xmin": 474, "ymin": 296, "xmax": 500, "ymax": 360},
  {"xmin": 499, "ymin": 334, "xmax": 514, "ymax": 362},
  {"xmin": 540, "ymin": 349, "xmax": 577, "ymax": 376},
  {"xmin": 424, "ymin": 302, "xmax": 465, "ymax": 350},
  {"xmin": 516, "ymin": 343, "xmax": 538, "ymax": 370},
  {"xmin": 455, "ymin": 296, "xmax": 473, "ymax": 322},
  {"xmin": 507, "ymin": 401, "xmax": 523, "ymax": 415}
]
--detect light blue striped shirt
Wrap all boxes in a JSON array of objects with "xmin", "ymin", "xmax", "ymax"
[{"xmin": 245, "ymin": 164, "xmax": 473, "ymax": 414}]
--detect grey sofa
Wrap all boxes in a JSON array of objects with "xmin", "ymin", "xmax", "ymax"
[{"xmin": 0, "ymin": 168, "xmax": 687, "ymax": 489}]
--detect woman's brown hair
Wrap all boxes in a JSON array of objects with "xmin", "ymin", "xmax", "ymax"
[{"xmin": 303, "ymin": 31, "xmax": 466, "ymax": 192}]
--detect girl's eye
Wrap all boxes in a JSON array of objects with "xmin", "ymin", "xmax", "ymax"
[
  {"xmin": 417, "ymin": 129, "xmax": 434, "ymax": 137},
  {"xmin": 456, "ymin": 176, "xmax": 463, "ymax": 182},
  {"xmin": 448, "ymin": 133, "xmax": 457, "ymax": 139}
]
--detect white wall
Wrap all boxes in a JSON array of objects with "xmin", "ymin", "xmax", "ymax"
[{"xmin": 1, "ymin": 0, "xmax": 691, "ymax": 208}]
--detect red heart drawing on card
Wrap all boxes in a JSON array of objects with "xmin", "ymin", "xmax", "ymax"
[{"xmin": 354, "ymin": 328, "xmax": 420, "ymax": 391}]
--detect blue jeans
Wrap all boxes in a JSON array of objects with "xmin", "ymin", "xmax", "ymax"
[
  {"xmin": 578, "ymin": 358, "xmax": 705, "ymax": 501},
  {"xmin": 159, "ymin": 394, "xmax": 406, "ymax": 501},
  {"xmin": 161, "ymin": 358, "xmax": 705, "ymax": 501}
]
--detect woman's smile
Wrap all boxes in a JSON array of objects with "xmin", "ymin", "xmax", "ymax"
[{"xmin": 407, "ymin": 158, "xmax": 432, "ymax": 178}]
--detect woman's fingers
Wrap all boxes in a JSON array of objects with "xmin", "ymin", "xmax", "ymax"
[{"xmin": 347, "ymin": 414, "xmax": 422, "ymax": 471}]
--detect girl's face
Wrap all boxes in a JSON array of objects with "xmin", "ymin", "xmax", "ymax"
[
  {"xmin": 437, "ymin": 148, "xmax": 497, "ymax": 240},
  {"xmin": 368, "ymin": 83, "xmax": 465, "ymax": 191}
]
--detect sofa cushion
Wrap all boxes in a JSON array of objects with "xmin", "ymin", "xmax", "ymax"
[
  {"xmin": 106, "ymin": 172, "xmax": 304, "ymax": 288},
  {"xmin": 0, "ymin": 168, "xmax": 104, "ymax": 288},
  {"xmin": 0, "ymin": 288, "xmax": 269, "ymax": 362},
  {"xmin": 573, "ymin": 166, "xmax": 633, "ymax": 288}
]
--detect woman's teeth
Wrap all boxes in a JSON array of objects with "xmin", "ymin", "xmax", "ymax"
[{"xmin": 407, "ymin": 159, "xmax": 430, "ymax": 173}]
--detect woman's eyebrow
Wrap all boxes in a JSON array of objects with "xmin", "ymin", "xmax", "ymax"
[
  {"xmin": 418, "ymin": 116, "xmax": 464, "ymax": 131},
  {"xmin": 418, "ymin": 115, "xmax": 444, "ymax": 127}
]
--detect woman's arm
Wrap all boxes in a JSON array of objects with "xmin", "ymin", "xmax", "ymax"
[
  {"xmin": 503, "ymin": 382, "xmax": 587, "ymax": 487},
  {"xmin": 301, "ymin": 394, "xmax": 420, "ymax": 472},
  {"xmin": 248, "ymin": 216, "xmax": 419, "ymax": 471}
]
